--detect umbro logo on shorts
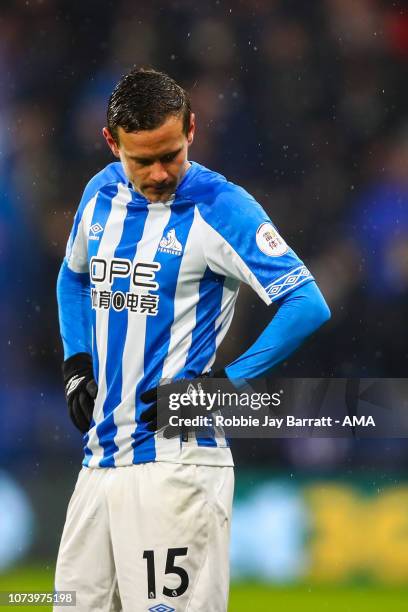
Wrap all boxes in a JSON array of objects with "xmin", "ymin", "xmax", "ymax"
[
  {"xmin": 148, "ymin": 605, "xmax": 175, "ymax": 612},
  {"xmin": 158, "ymin": 229, "xmax": 182, "ymax": 256}
]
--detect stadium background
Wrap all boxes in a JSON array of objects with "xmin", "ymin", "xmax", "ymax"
[{"xmin": 1, "ymin": 0, "xmax": 408, "ymax": 609}]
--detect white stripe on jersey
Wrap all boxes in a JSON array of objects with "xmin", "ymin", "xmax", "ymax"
[
  {"xmin": 112, "ymin": 201, "xmax": 173, "ymax": 467},
  {"xmin": 67, "ymin": 194, "xmax": 98, "ymax": 273},
  {"xmin": 87, "ymin": 184, "xmax": 132, "ymax": 468}
]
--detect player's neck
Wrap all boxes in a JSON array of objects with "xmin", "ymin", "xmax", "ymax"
[{"xmin": 182, "ymin": 159, "xmax": 191, "ymax": 178}]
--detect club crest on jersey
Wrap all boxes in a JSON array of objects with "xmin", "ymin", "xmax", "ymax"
[
  {"xmin": 89, "ymin": 222, "xmax": 104, "ymax": 241},
  {"xmin": 256, "ymin": 222, "xmax": 288, "ymax": 257},
  {"xmin": 158, "ymin": 229, "xmax": 182, "ymax": 256}
]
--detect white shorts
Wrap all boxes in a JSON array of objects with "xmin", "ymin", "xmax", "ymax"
[{"xmin": 54, "ymin": 462, "xmax": 234, "ymax": 612}]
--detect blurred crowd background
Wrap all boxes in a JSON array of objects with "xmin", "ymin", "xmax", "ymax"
[{"xmin": 1, "ymin": 0, "xmax": 408, "ymax": 584}]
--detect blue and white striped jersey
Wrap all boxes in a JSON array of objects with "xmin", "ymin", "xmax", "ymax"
[{"xmin": 60, "ymin": 161, "xmax": 312, "ymax": 468}]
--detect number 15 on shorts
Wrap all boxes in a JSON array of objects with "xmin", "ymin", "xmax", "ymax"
[{"xmin": 143, "ymin": 547, "xmax": 189, "ymax": 599}]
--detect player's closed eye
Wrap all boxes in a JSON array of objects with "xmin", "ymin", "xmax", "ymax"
[
  {"xmin": 132, "ymin": 158, "xmax": 152, "ymax": 167},
  {"xmin": 160, "ymin": 151, "xmax": 179, "ymax": 163},
  {"xmin": 131, "ymin": 150, "xmax": 179, "ymax": 167}
]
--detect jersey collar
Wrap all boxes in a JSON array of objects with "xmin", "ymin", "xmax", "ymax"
[{"xmin": 125, "ymin": 160, "xmax": 201, "ymax": 206}]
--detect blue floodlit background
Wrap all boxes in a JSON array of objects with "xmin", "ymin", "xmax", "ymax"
[{"xmin": 1, "ymin": 1, "xmax": 408, "ymax": 610}]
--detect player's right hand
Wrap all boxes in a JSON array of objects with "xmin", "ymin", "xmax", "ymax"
[{"xmin": 62, "ymin": 353, "xmax": 98, "ymax": 433}]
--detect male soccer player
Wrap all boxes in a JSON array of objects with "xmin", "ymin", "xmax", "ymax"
[{"xmin": 55, "ymin": 68, "xmax": 330, "ymax": 611}]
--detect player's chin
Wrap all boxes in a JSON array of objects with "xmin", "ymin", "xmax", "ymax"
[{"xmin": 144, "ymin": 187, "xmax": 174, "ymax": 202}]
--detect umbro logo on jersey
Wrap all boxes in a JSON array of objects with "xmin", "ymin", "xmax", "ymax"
[
  {"xmin": 89, "ymin": 222, "xmax": 104, "ymax": 241},
  {"xmin": 158, "ymin": 229, "xmax": 182, "ymax": 256},
  {"xmin": 66, "ymin": 375, "xmax": 85, "ymax": 396},
  {"xmin": 148, "ymin": 605, "xmax": 175, "ymax": 612}
]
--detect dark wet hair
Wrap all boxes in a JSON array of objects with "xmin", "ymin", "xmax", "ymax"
[{"xmin": 107, "ymin": 68, "xmax": 191, "ymax": 142}]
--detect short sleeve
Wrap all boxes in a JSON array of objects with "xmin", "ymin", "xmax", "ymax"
[
  {"xmin": 65, "ymin": 196, "xmax": 98, "ymax": 274},
  {"xmin": 196, "ymin": 183, "xmax": 313, "ymax": 304},
  {"xmin": 64, "ymin": 171, "xmax": 106, "ymax": 273}
]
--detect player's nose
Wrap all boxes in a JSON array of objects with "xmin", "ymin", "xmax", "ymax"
[{"xmin": 149, "ymin": 162, "xmax": 169, "ymax": 184}]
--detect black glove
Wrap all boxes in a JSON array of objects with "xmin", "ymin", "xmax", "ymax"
[
  {"xmin": 140, "ymin": 369, "xmax": 228, "ymax": 438},
  {"xmin": 62, "ymin": 353, "xmax": 98, "ymax": 433}
]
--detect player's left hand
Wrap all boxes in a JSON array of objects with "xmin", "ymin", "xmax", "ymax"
[{"xmin": 140, "ymin": 369, "xmax": 228, "ymax": 438}]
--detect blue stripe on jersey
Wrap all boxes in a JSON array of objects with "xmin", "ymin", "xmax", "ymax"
[
  {"xmin": 83, "ymin": 284, "xmax": 100, "ymax": 465},
  {"xmin": 182, "ymin": 266, "xmax": 224, "ymax": 378},
  {"xmin": 182, "ymin": 266, "xmax": 225, "ymax": 447},
  {"xmin": 133, "ymin": 202, "xmax": 196, "ymax": 463},
  {"xmin": 98, "ymin": 201, "xmax": 150, "ymax": 468},
  {"xmin": 83, "ymin": 188, "xmax": 115, "ymax": 467}
]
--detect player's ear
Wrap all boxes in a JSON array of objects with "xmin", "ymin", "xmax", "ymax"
[
  {"xmin": 187, "ymin": 113, "xmax": 195, "ymax": 146},
  {"xmin": 102, "ymin": 127, "xmax": 120, "ymax": 158}
]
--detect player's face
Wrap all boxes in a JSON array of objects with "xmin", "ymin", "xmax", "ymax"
[{"xmin": 103, "ymin": 114, "xmax": 195, "ymax": 203}]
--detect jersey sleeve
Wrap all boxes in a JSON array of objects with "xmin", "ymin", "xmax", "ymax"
[
  {"xmin": 65, "ymin": 180, "xmax": 99, "ymax": 273},
  {"xmin": 57, "ymin": 261, "xmax": 92, "ymax": 358},
  {"xmin": 196, "ymin": 183, "xmax": 313, "ymax": 304},
  {"xmin": 58, "ymin": 173, "xmax": 103, "ymax": 358}
]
